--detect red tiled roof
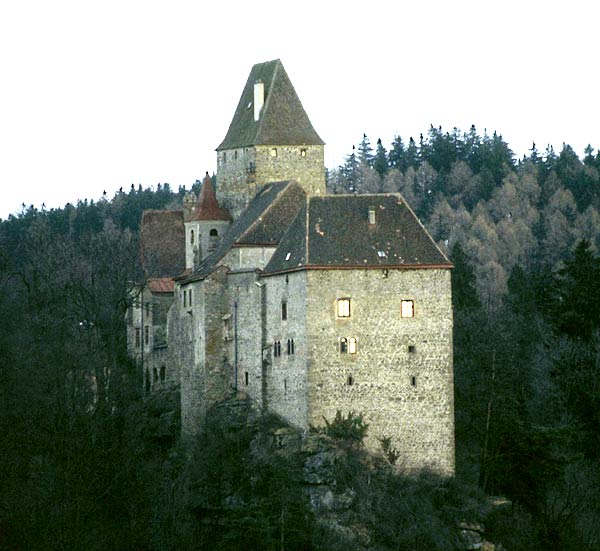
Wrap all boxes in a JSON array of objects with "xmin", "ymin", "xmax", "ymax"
[
  {"xmin": 147, "ymin": 277, "xmax": 175, "ymax": 294},
  {"xmin": 191, "ymin": 173, "xmax": 231, "ymax": 221}
]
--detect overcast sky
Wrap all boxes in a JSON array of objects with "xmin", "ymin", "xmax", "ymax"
[{"xmin": 1, "ymin": 0, "xmax": 598, "ymax": 220}]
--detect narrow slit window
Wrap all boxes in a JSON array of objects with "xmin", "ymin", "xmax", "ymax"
[
  {"xmin": 349, "ymin": 337, "xmax": 358, "ymax": 354},
  {"xmin": 274, "ymin": 340, "xmax": 281, "ymax": 358},
  {"xmin": 347, "ymin": 375, "xmax": 354, "ymax": 386},
  {"xmin": 135, "ymin": 327, "xmax": 140, "ymax": 348},
  {"xmin": 401, "ymin": 300, "xmax": 414, "ymax": 318},
  {"xmin": 189, "ymin": 289, "xmax": 192, "ymax": 307},
  {"xmin": 244, "ymin": 371, "xmax": 249, "ymax": 386},
  {"xmin": 287, "ymin": 338, "xmax": 295, "ymax": 355},
  {"xmin": 281, "ymin": 300, "xmax": 287, "ymax": 321},
  {"xmin": 411, "ymin": 376, "xmax": 417, "ymax": 387},
  {"xmin": 190, "ymin": 229, "xmax": 195, "ymax": 245},
  {"xmin": 183, "ymin": 291, "xmax": 187, "ymax": 308},
  {"xmin": 160, "ymin": 365, "xmax": 166, "ymax": 382},
  {"xmin": 337, "ymin": 298, "xmax": 351, "ymax": 318},
  {"xmin": 153, "ymin": 367, "xmax": 158, "ymax": 383},
  {"xmin": 144, "ymin": 325, "xmax": 149, "ymax": 345}
]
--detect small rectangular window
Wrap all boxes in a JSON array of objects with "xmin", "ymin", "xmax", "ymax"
[
  {"xmin": 411, "ymin": 376, "xmax": 417, "ymax": 387},
  {"xmin": 244, "ymin": 371, "xmax": 249, "ymax": 386},
  {"xmin": 135, "ymin": 328, "xmax": 140, "ymax": 348},
  {"xmin": 287, "ymin": 338, "xmax": 295, "ymax": 355},
  {"xmin": 401, "ymin": 300, "xmax": 414, "ymax": 318},
  {"xmin": 270, "ymin": 147, "xmax": 277, "ymax": 157},
  {"xmin": 183, "ymin": 291, "xmax": 187, "ymax": 308},
  {"xmin": 281, "ymin": 300, "xmax": 287, "ymax": 321},
  {"xmin": 408, "ymin": 345, "xmax": 416, "ymax": 354},
  {"xmin": 300, "ymin": 148, "xmax": 307, "ymax": 157},
  {"xmin": 189, "ymin": 289, "xmax": 192, "ymax": 307},
  {"xmin": 144, "ymin": 325, "xmax": 149, "ymax": 345},
  {"xmin": 337, "ymin": 298, "xmax": 351, "ymax": 318},
  {"xmin": 274, "ymin": 340, "xmax": 281, "ymax": 358}
]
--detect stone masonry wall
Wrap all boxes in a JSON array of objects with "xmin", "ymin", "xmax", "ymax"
[
  {"xmin": 263, "ymin": 271, "xmax": 309, "ymax": 429},
  {"xmin": 304, "ymin": 268, "xmax": 455, "ymax": 476},
  {"xmin": 217, "ymin": 145, "xmax": 325, "ymax": 218}
]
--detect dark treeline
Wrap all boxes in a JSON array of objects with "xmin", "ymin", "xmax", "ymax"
[{"xmin": 1, "ymin": 127, "xmax": 600, "ymax": 549}]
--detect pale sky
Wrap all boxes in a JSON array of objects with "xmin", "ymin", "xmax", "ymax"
[{"xmin": 1, "ymin": 0, "xmax": 598, "ymax": 220}]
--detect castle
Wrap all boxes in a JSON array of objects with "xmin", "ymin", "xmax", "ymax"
[{"xmin": 127, "ymin": 59, "xmax": 455, "ymax": 475}]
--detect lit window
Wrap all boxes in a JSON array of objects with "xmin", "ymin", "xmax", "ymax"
[
  {"xmin": 369, "ymin": 207, "xmax": 376, "ymax": 225},
  {"xmin": 377, "ymin": 250, "xmax": 386, "ymax": 258},
  {"xmin": 349, "ymin": 337, "xmax": 358, "ymax": 354},
  {"xmin": 270, "ymin": 148, "xmax": 277, "ymax": 157},
  {"xmin": 300, "ymin": 148, "xmax": 307, "ymax": 157},
  {"xmin": 340, "ymin": 337, "xmax": 348, "ymax": 354},
  {"xmin": 281, "ymin": 300, "xmax": 287, "ymax": 321},
  {"xmin": 401, "ymin": 300, "xmax": 414, "ymax": 318},
  {"xmin": 337, "ymin": 298, "xmax": 351, "ymax": 318}
]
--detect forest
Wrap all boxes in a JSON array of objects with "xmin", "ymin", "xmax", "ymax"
[{"xmin": 1, "ymin": 126, "xmax": 600, "ymax": 549}]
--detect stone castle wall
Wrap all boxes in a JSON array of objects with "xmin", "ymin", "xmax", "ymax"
[
  {"xmin": 263, "ymin": 271, "xmax": 309, "ymax": 428},
  {"xmin": 304, "ymin": 268, "xmax": 455, "ymax": 476},
  {"xmin": 216, "ymin": 145, "xmax": 325, "ymax": 218}
]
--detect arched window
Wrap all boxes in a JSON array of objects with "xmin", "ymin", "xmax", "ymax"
[
  {"xmin": 340, "ymin": 337, "xmax": 348, "ymax": 354},
  {"xmin": 209, "ymin": 228, "xmax": 218, "ymax": 237},
  {"xmin": 349, "ymin": 337, "xmax": 358, "ymax": 354},
  {"xmin": 209, "ymin": 228, "xmax": 219, "ymax": 252},
  {"xmin": 160, "ymin": 365, "xmax": 166, "ymax": 382}
]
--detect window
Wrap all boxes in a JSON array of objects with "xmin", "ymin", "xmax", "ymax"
[
  {"xmin": 347, "ymin": 375, "xmax": 354, "ymax": 386},
  {"xmin": 223, "ymin": 152, "xmax": 227, "ymax": 164},
  {"xmin": 270, "ymin": 147, "xmax": 277, "ymax": 157},
  {"xmin": 408, "ymin": 345, "xmax": 416, "ymax": 354},
  {"xmin": 337, "ymin": 298, "xmax": 351, "ymax": 318},
  {"xmin": 411, "ymin": 376, "xmax": 417, "ymax": 387},
  {"xmin": 183, "ymin": 291, "xmax": 187, "ymax": 308},
  {"xmin": 340, "ymin": 337, "xmax": 348, "ymax": 353},
  {"xmin": 153, "ymin": 367, "xmax": 158, "ymax": 383},
  {"xmin": 234, "ymin": 150, "xmax": 238, "ymax": 160},
  {"xmin": 160, "ymin": 365, "xmax": 166, "ymax": 382},
  {"xmin": 281, "ymin": 300, "xmax": 287, "ymax": 321},
  {"xmin": 274, "ymin": 340, "xmax": 282, "ymax": 357},
  {"xmin": 188, "ymin": 289, "xmax": 192, "ymax": 307},
  {"xmin": 144, "ymin": 325, "xmax": 149, "ymax": 345},
  {"xmin": 287, "ymin": 338, "xmax": 295, "ymax": 355},
  {"xmin": 368, "ymin": 206, "xmax": 376, "ymax": 225},
  {"xmin": 209, "ymin": 228, "xmax": 218, "ymax": 237},
  {"xmin": 222, "ymin": 314, "xmax": 232, "ymax": 341},
  {"xmin": 401, "ymin": 299, "xmax": 414, "ymax": 318},
  {"xmin": 348, "ymin": 337, "xmax": 358, "ymax": 354},
  {"xmin": 135, "ymin": 327, "xmax": 140, "ymax": 348},
  {"xmin": 284, "ymin": 378, "xmax": 288, "ymax": 395},
  {"xmin": 244, "ymin": 371, "xmax": 249, "ymax": 386},
  {"xmin": 190, "ymin": 229, "xmax": 195, "ymax": 245},
  {"xmin": 300, "ymin": 148, "xmax": 307, "ymax": 157}
]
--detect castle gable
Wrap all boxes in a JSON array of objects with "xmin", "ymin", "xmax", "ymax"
[
  {"xmin": 181, "ymin": 181, "xmax": 306, "ymax": 282},
  {"xmin": 263, "ymin": 194, "xmax": 452, "ymax": 275},
  {"xmin": 217, "ymin": 59, "xmax": 324, "ymax": 150}
]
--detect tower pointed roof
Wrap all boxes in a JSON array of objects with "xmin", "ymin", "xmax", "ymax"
[
  {"xmin": 217, "ymin": 59, "xmax": 324, "ymax": 150},
  {"xmin": 191, "ymin": 173, "xmax": 231, "ymax": 221}
]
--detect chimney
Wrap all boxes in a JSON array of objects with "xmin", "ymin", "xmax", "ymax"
[{"xmin": 254, "ymin": 80, "xmax": 264, "ymax": 121}]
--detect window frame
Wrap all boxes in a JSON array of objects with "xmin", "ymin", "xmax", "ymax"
[
  {"xmin": 401, "ymin": 299, "xmax": 415, "ymax": 318},
  {"xmin": 337, "ymin": 298, "xmax": 351, "ymax": 318}
]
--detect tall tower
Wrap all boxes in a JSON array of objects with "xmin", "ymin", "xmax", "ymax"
[
  {"xmin": 184, "ymin": 173, "xmax": 231, "ymax": 270},
  {"xmin": 216, "ymin": 59, "xmax": 326, "ymax": 219}
]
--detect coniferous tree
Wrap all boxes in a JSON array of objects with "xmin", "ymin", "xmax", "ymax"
[{"xmin": 373, "ymin": 138, "xmax": 388, "ymax": 179}]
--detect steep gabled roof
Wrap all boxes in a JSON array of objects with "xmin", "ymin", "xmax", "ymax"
[
  {"xmin": 217, "ymin": 59, "xmax": 324, "ymax": 150},
  {"xmin": 190, "ymin": 173, "xmax": 231, "ymax": 221},
  {"xmin": 263, "ymin": 194, "xmax": 452, "ymax": 275},
  {"xmin": 141, "ymin": 210, "xmax": 185, "ymax": 277},
  {"xmin": 179, "ymin": 181, "xmax": 306, "ymax": 282}
]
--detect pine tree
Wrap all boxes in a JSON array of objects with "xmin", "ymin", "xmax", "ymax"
[
  {"xmin": 357, "ymin": 133, "xmax": 374, "ymax": 167},
  {"xmin": 373, "ymin": 138, "xmax": 388, "ymax": 179}
]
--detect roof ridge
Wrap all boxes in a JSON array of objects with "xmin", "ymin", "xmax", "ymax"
[{"xmin": 237, "ymin": 181, "xmax": 293, "ymax": 243}]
